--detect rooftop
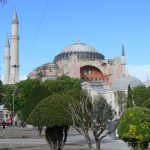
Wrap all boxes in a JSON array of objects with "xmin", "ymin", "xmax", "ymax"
[{"xmin": 61, "ymin": 42, "xmax": 98, "ymax": 53}]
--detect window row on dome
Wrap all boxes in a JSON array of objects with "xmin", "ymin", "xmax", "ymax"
[{"xmin": 54, "ymin": 52, "xmax": 104, "ymax": 62}]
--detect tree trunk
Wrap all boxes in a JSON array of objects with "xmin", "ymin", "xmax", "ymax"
[
  {"xmin": 38, "ymin": 126, "xmax": 43, "ymax": 136},
  {"xmin": 45, "ymin": 126, "xmax": 69, "ymax": 150},
  {"xmin": 95, "ymin": 139, "xmax": 100, "ymax": 150},
  {"xmin": 84, "ymin": 131, "xmax": 94, "ymax": 150},
  {"xmin": 92, "ymin": 127, "xmax": 100, "ymax": 150}
]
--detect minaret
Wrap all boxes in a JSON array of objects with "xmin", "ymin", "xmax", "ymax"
[
  {"xmin": 4, "ymin": 35, "xmax": 11, "ymax": 84},
  {"xmin": 10, "ymin": 9, "xmax": 20, "ymax": 84},
  {"xmin": 121, "ymin": 44, "xmax": 126, "ymax": 76}
]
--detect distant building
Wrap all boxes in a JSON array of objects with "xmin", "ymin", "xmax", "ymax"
[{"xmin": 28, "ymin": 41, "xmax": 126, "ymax": 84}]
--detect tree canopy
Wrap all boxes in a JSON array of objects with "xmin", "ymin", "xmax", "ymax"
[
  {"xmin": 15, "ymin": 79, "xmax": 40, "ymax": 112},
  {"xmin": 69, "ymin": 94, "xmax": 114, "ymax": 150},
  {"xmin": 0, "ymin": 80, "xmax": 4, "ymax": 104},
  {"xmin": 27, "ymin": 93, "xmax": 74, "ymax": 127},
  {"xmin": 43, "ymin": 75, "xmax": 81, "ymax": 94},
  {"xmin": 22, "ymin": 81, "xmax": 50, "ymax": 121},
  {"xmin": 1, "ymin": 79, "xmax": 41, "ymax": 115},
  {"xmin": 143, "ymin": 98, "xmax": 150, "ymax": 109},
  {"xmin": 114, "ymin": 91, "xmax": 127, "ymax": 115},
  {"xmin": 127, "ymin": 84, "xmax": 133, "ymax": 108},
  {"xmin": 2, "ymin": 84, "xmax": 14, "ymax": 110},
  {"xmin": 127, "ymin": 85, "xmax": 150, "ymax": 109},
  {"xmin": 118, "ymin": 106, "xmax": 150, "ymax": 149},
  {"xmin": 93, "ymin": 96, "xmax": 113, "ymax": 123},
  {"xmin": 22, "ymin": 76, "xmax": 81, "ymax": 122}
]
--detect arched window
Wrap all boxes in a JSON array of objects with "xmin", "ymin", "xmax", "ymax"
[
  {"xmin": 96, "ymin": 54, "xmax": 99, "ymax": 58},
  {"xmin": 90, "ymin": 54, "xmax": 92, "ymax": 58},
  {"xmin": 66, "ymin": 53, "xmax": 68, "ymax": 58},
  {"xmin": 82, "ymin": 53, "xmax": 84, "ymax": 59}
]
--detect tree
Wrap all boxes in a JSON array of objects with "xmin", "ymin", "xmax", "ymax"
[
  {"xmin": 22, "ymin": 76, "xmax": 81, "ymax": 121},
  {"xmin": 69, "ymin": 94, "xmax": 114, "ymax": 150},
  {"xmin": 118, "ymin": 107, "xmax": 150, "ymax": 150},
  {"xmin": 15, "ymin": 79, "xmax": 41, "ymax": 119},
  {"xmin": 127, "ymin": 85, "xmax": 150, "ymax": 108},
  {"xmin": 114, "ymin": 91, "xmax": 127, "ymax": 116},
  {"xmin": 43, "ymin": 75, "xmax": 81, "ymax": 94},
  {"xmin": 1, "ymin": 79, "xmax": 41, "ymax": 119},
  {"xmin": 142, "ymin": 98, "xmax": 150, "ymax": 109},
  {"xmin": 131, "ymin": 86, "xmax": 147, "ymax": 107},
  {"xmin": 0, "ymin": 80, "xmax": 3, "ymax": 104},
  {"xmin": 22, "ymin": 81, "xmax": 50, "ymax": 121},
  {"xmin": 127, "ymin": 84, "xmax": 133, "ymax": 108},
  {"xmin": 92, "ymin": 96, "xmax": 114, "ymax": 150},
  {"xmin": 68, "ymin": 91, "xmax": 93, "ymax": 149},
  {"xmin": 2, "ymin": 84, "xmax": 14, "ymax": 110},
  {"xmin": 28, "ymin": 93, "xmax": 75, "ymax": 150},
  {"xmin": 22, "ymin": 76, "xmax": 82, "ymax": 150}
]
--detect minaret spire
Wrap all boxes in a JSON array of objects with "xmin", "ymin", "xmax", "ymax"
[
  {"xmin": 10, "ymin": 8, "xmax": 20, "ymax": 84},
  {"xmin": 12, "ymin": 8, "xmax": 18, "ymax": 24},
  {"xmin": 4, "ymin": 34, "xmax": 11, "ymax": 84},
  {"xmin": 122, "ymin": 44, "xmax": 125, "ymax": 56},
  {"xmin": 121, "ymin": 44, "xmax": 126, "ymax": 76}
]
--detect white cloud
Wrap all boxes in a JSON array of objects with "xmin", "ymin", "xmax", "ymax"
[{"xmin": 127, "ymin": 65, "xmax": 150, "ymax": 82}]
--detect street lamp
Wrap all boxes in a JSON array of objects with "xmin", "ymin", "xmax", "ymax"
[{"xmin": 12, "ymin": 64, "xmax": 19, "ymax": 127}]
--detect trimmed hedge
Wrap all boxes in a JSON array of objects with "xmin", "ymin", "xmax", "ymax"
[{"xmin": 27, "ymin": 93, "xmax": 74, "ymax": 127}]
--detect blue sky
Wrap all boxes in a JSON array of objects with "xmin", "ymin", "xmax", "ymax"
[{"xmin": 0, "ymin": 0, "xmax": 150, "ymax": 81}]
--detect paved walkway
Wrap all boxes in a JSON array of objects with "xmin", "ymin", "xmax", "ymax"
[
  {"xmin": 0, "ymin": 127, "xmax": 130, "ymax": 150},
  {"xmin": 0, "ymin": 137, "xmax": 130, "ymax": 150}
]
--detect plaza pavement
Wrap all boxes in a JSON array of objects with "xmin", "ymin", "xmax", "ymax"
[{"xmin": 0, "ymin": 126, "xmax": 130, "ymax": 150}]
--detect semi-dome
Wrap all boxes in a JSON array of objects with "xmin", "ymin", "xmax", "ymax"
[
  {"xmin": 112, "ymin": 75, "xmax": 144, "ymax": 91},
  {"xmin": 34, "ymin": 63, "xmax": 57, "ymax": 70},
  {"xmin": 62, "ymin": 42, "xmax": 97, "ymax": 53}
]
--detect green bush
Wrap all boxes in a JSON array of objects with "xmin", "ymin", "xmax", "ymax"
[
  {"xmin": 118, "ymin": 107, "xmax": 150, "ymax": 149},
  {"xmin": 22, "ymin": 83, "xmax": 50, "ymax": 121},
  {"xmin": 27, "ymin": 93, "xmax": 74, "ymax": 127}
]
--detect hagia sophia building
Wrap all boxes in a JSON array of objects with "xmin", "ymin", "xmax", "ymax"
[
  {"xmin": 4, "ymin": 10, "xmax": 147, "ymax": 117},
  {"xmin": 27, "ymin": 40, "xmax": 145, "ymax": 116},
  {"xmin": 28, "ymin": 41, "xmax": 126, "ymax": 85}
]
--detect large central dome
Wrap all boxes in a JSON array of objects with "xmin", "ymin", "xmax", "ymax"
[
  {"xmin": 62, "ymin": 42, "xmax": 97, "ymax": 53},
  {"xmin": 54, "ymin": 41, "xmax": 105, "ymax": 63}
]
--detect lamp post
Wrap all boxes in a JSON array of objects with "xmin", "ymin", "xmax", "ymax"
[{"xmin": 12, "ymin": 64, "xmax": 18, "ymax": 127}]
